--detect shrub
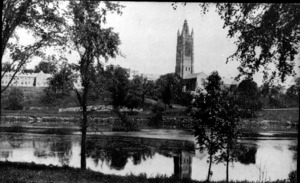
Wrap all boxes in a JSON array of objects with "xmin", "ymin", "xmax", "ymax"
[
  {"xmin": 148, "ymin": 102, "xmax": 165, "ymax": 127},
  {"xmin": 7, "ymin": 87, "xmax": 24, "ymax": 110}
]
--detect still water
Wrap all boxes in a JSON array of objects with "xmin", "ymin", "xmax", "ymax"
[{"xmin": 0, "ymin": 132, "xmax": 297, "ymax": 181}]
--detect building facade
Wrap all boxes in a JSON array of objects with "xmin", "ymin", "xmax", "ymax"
[
  {"xmin": 1, "ymin": 71, "xmax": 82, "ymax": 89},
  {"xmin": 175, "ymin": 20, "xmax": 194, "ymax": 78},
  {"xmin": 175, "ymin": 20, "xmax": 238, "ymax": 93},
  {"xmin": 1, "ymin": 71, "xmax": 51, "ymax": 87}
]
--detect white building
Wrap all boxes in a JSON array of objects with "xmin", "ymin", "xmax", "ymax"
[
  {"xmin": 183, "ymin": 72, "xmax": 239, "ymax": 93},
  {"xmin": 140, "ymin": 73, "xmax": 160, "ymax": 81},
  {"xmin": 1, "ymin": 71, "xmax": 83, "ymax": 89},
  {"xmin": 1, "ymin": 71, "xmax": 51, "ymax": 87}
]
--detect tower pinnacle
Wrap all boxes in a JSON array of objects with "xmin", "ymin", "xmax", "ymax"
[{"xmin": 182, "ymin": 19, "xmax": 189, "ymax": 35}]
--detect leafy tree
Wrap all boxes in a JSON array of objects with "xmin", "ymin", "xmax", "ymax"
[
  {"xmin": 285, "ymin": 77, "xmax": 300, "ymax": 107},
  {"xmin": 7, "ymin": 87, "xmax": 24, "ymax": 110},
  {"xmin": 193, "ymin": 72, "xmax": 242, "ymax": 182},
  {"xmin": 173, "ymin": 3, "xmax": 300, "ymax": 82},
  {"xmin": 34, "ymin": 60, "xmax": 57, "ymax": 74},
  {"xmin": 129, "ymin": 75, "xmax": 151, "ymax": 107},
  {"xmin": 236, "ymin": 78, "xmax": 262, "ymax": 117},
  {"xmin": 125, "ymin": 94, "xmax": 142, "ymax": 111},
  {"xmin": 104, "ymin": 65, "xmax": 140, "ymax": 130},
  {"xmin": 64, "ymin": 1, "xmax": 123, "ymax": 170},
  {"xmin": 44, "ymin": 62, "xmax": 76, "ymax": 99},
  {"xmin": 23, "ymin": 68, "xmax": 34, "ymax": 73},
  {"xmin": 260, "ymin": 82, "xmax": 271, "ymax": 107},
  {"xmin": 269, "ymin": 84, "xmax": 287, "ymax": 108},
  {"xmin": 260, "ymin": 82, "xmax": 291, "ymax": 108},
  {"xmin": 1, "ymin": 62, "xmax": 15, "ymax": 71},
  {"xmin": 177, "ymin": 91, "xmax": 194, "ymax": 109},
  {"xmin": 149, "ymin": 101, "xmax": 165, "ymax": 127},
  {"xmin": 214, "ymin": 88, "xmax": 241, "ymax": 183},
  {"xmin": 192, "ymin": 71, "xmax": 225, "ymax": 182},
  {"xmin": 105, "ymin": 65, "xmax": 130, "ymax": 109},
  {"xmin": 156, "ymin": 73, "xmax": 183, "ymax": 108},
  {"xmin": 144, "ymin": 80, "xmax": 158, "ymax": 101},
  {"xmin": 1, "ymin": 0, "xmax": 66, "ymax": 93}
]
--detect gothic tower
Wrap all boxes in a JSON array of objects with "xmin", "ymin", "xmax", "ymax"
[{"xmin": 175, "ymin": 20, "xmax": 194, "ymax": 78}]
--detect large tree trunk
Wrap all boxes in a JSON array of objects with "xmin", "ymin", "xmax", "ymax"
[
  {"xmin": 80, "ymin": 105, "xmax": 87, "ymax": 170},
  {"xmin": 207, "ymin": 129, "xmax": 214, "ymax": 182},
  {"xmin": 226, "ymin": 156, "xmax": 229, "ymax": 183},
  {"xmin": 207, "ymin": 153, "xmax": 212, "ymax": 182},
  {"xmin": 226, "ymin": 143, "xmax": 230, "ymax": 183},
  {"xmin": 80, "ymin": 81, "xmax": 89, "ymax": 170}
]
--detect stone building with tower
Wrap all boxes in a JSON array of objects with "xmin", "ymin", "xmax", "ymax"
[
  {"xmin": 175, "ymin": 20, "xmax": 237, "ymax": 93},
  {"xmin": 175, "ymin": 19, "xmax": 194, "ymax": 78}
]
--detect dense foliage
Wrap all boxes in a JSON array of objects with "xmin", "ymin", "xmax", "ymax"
[
  {"xmin": 105, "ymin": 65, "xmax": 130, "ymax": 109},
  {"xmin": 34, "ymin": 60, "xmax": 57, "ymax": 74},
  {"xmin": 156, "ymin": 73, "xmax": 184, "ymax": 108},
  {"xmin": 7, "ymin": 87, "xmax": 24, "ymax": 110},
  {"xmin": 235, "ymin": 79, "xmax": 262, "ymax": 117}
]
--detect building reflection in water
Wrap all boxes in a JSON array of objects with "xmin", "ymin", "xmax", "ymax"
[{"xmin": 173, "ymin": 150, "xmax": 193, "ymax": 179}]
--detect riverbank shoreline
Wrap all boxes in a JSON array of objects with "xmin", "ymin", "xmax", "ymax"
[
  {"xmin": 0, "ymin": 126, "xmax": 298, "ymax": 141},
  {"xmin": 0, "ymin": 161, "xmax": 292, "ymax": 183}
]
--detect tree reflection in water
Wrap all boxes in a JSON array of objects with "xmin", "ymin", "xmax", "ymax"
[
  {"xmin": 288, "ymin": 145, "xmax": 297, "ymax": 161},
  {"xmin": 237, "ymin": 144, "xmax": 257, "ymax": 165},
  {"xmin": 33, "ymin": 136, "xmax": 72, "ymax": 166},
  {"xmin": 7, "ymin": 134, "xmax": 25, "ymax": 148},
  {"xmin": 86, "ymin": 137, "xmax": 155, "ymax": 170}
]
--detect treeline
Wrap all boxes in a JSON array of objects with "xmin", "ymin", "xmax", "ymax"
[
  {"xmin": 3, "ymin": 61, "xmax": 299, "ymax": 116},
  {"xmin": 38, "ymin": 63, "xmax": 192, "ymax": 111},
  {"xmin": 227, "ymin": 78, "xmax": 299, "ymax": 117}
]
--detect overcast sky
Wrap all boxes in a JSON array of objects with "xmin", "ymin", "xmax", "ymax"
[
  {"xmin": 106, "ymin": 2, "xmax": 240, "ymax": 76},
  {"xmin": 18, "ymin": 2, "xmax": 300, "ymax": 86},
  {"xmin": 104, "ymin": 2, "xmax": 300, "ymax": 85}
]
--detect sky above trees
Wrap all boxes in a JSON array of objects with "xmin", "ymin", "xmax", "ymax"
[{"xmin": 7, "ymin": 2, "xmax": 300, "ymax": 86}]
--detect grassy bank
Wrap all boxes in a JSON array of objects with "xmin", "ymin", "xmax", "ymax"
[{"xmin": 0, "ymin": 161, "xmax": 291, "ymax": 183}]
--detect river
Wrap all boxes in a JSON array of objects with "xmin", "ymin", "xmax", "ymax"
[{"xmin": 0, "ymin": 129, "xmax": 297, "ymax": 181}]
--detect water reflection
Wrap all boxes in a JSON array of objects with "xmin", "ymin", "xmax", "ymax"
[
  {"xmin": 32, "ymin": 136, "xmax": 72, "ymax": 166},
  {"xmin": 0, "ymin": 133, "xmax": 297, "ymax": 181},
  {"xmin": 1, "ymin": 151, "xmax": 12, "ymax": 160},
  {"xmin": 174, "ymin": 151, "xmax": 193, "ymax": 179},
  {"xmin": 237, "ymin": 144, "xmax": 257, "ymax": 165}
]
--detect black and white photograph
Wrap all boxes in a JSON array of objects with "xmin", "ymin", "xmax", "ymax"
[{"xmin": 0, "ymin": 1, "xmax": 299, "ymax": 183}]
